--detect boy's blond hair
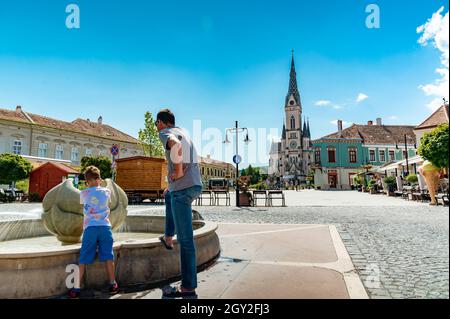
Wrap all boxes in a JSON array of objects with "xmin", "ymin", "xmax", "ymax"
[{"xmin": 84, "ymin": 166, "xmax": 101, "ymax": 181}]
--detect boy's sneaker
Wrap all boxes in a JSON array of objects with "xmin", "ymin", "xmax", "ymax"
[
  {"xmin": 68, "ymin": 288, "xmax": 80, "ymax": 299},
  {"xmin": 109, "ymin": 283, "xmax": 119, "ymax": 295}
]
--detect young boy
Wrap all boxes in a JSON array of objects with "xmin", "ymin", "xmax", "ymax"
[{"xmin": 69, "ymin": 166, "xmax": 119, "ymax": 298}]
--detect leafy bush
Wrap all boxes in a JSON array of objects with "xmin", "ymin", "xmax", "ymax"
[
  {"xmin": 406, "ymin": 174, "xmax": 418, "ymax": 185},
  {"xmin": 28, "ymin": 193, "xmax": 41, "ymax": 203},
  {"xmin": 0, "ymin": 192, "xmax": 15, "ymax": 203},
  {"xmin": 80, "ymin": 156, "xmax": 112, "ymax": 179},
  {"xmin": 16, "ymin": 179, "xmax": 29, "ymax": 193}
]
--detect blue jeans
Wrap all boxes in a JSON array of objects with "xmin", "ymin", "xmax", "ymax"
[{"xmin": 165, "ymin": 185, "xmax": 202, "ymax": 290}]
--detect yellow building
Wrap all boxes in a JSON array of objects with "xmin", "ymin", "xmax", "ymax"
[{"xmin": 198, "ymin": 155, "xmax": 236, "ymax": 185}]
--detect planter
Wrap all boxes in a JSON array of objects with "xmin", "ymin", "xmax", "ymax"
[{"xmin": 239, "ymin": 192, "xmax": 253, "ymax": 207}]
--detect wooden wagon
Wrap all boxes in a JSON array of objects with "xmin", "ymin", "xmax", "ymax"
[{"xmin": 115, "ymin": 156, "xmax": 168, "ymax": 204}]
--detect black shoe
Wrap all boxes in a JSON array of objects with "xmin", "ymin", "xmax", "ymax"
[
  {"xmin": 109, "ymin": 283, "xmax": 119, "ymax": 295},
  {"xmin": 162, "ymin": 286, "xmax": 197, "ymax": 298},
  {"xmin": 68, "ymin": 288, "xmax": 80, "ymax": 299}
]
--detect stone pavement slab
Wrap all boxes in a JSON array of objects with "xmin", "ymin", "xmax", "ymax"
[{"xmin": 114, "ymin": 223, "xmax": 368, "ymax": 299}]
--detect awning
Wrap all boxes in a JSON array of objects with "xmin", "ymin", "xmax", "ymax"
[
  {"xmin": 381, "ymin": 161, "xmax": 402, "ymax": 171},
  {"xmin": 400, "ymin": 155, "xmax": 424, "ymax": 166}
]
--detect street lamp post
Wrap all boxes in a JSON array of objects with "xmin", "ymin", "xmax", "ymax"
[
  {"xmin": 223, "ymin": 121, "xmax": 251, "ymax": 207},
  {"xmin": 396, "ymin": 134, "xmax": 415, "ymax": 177}
]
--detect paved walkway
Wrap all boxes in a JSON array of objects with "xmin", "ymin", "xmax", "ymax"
[{"xmin": 109, "ymin": 223, "xmax": 368, "ymax": 299}]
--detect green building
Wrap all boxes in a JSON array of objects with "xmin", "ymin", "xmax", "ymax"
[{"xmin": 312, "ymin": 119, "xmax": 417, "ymax": 190}]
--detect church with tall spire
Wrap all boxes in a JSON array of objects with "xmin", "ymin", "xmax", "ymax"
[{"xmin": 269, "ymin": 52, "xmax": 313, "ymax": 183}]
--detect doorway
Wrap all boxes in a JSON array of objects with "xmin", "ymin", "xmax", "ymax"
[{"xmin": 328, "ymin": 172, "xmax": 338, "ymax": 189}]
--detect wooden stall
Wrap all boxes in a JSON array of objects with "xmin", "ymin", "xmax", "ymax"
[{"xmin": 115, "ymin": 156, "xmax": 168, "ymax": 204}]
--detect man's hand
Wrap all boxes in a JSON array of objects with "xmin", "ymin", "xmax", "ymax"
[
  {"xmin": 170, "ymin": 167, "xmax": 185, "ymax": 182},
  {"xmin": 163, "ymin": 188, "xmax": 169, "ymax": 197}
]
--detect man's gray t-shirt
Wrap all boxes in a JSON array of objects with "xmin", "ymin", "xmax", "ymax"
[{"xmin": 159, "ymin": 127, "xmax": 202, "ymax": 192}]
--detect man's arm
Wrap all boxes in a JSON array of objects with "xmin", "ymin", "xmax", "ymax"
[{"xmin": 167, "ymin": 137, "xmax": 184, "ymax": 181}]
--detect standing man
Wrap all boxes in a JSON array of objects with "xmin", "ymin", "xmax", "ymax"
[{"xmin": 156, "ymin": 109, "xmax": 203, "ymax": 298}]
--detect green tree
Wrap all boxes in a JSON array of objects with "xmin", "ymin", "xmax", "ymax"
[
  {"xmin": 138, "ymin": 111, "xmax": 165, "ymax": 157},
  {"xmin": 0, "ymin": 153, "xmax": 33, "ymax": 185},
  {"xmin": 0, "ymin": 153, "xmax": 32, "ymax": 197},
  {"xmin": 418, "ymin": 124, "xmax": 449, "ymax": 169},
  {"xmin": 80, "ymin": 156, "xmax": 112, "ymax": 179},
  {"xmin": 241, "ymin": 165, "xmax": 262, "ymax": 185}
]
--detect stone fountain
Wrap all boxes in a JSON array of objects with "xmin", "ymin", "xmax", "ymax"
[{"xmin": 0, "ymin": 179, "xmax": 220, "ymax": 298}]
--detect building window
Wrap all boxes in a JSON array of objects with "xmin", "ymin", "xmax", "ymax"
[
  {"xmin": 315, "ymin": 148, "xmax": 321, "ymax": 163},
  {"xmin": 290, "ymin": 133, "xmax": 297, "ymax": 139},
  {"xmin": 12, "ymin": 140, "xmax": 22, "ymax": 155},
  {"xmin": 85, "ymin": 148, "xmax": 92, "ymax": 156},
  {"xmin": 389, "ymin": 150, "xmax": 395, "ymax": 161},
  {"xmin": 348, "ymin": 148, "xmax": 357, "ymax": 163},
  {"xmin": 55, "ymin": 145, "xmax": 64, "ymax": 160},
  {"xmin": 328, "ymin": 148, "xmax": 336, "ymax": 163},
  {"xmin": 38, "ymin": 143, "xmax": 48, "ymax": 158},
  {"xmin": 71, "ymin": 147, "xmax": 79, "ymax": 162},
  {"xmin": 379, "ymin": 150, "xmax": 386, "ymax": 162},
  {"xmin": 290, "ymin": 116, "xmax": 295, "ymax": 129},
  {"xmin": 369, "ymin": 150, "xmax": 376, "ymax": 162}
]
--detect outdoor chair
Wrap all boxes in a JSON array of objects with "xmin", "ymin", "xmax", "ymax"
[
  {"xmin": 267, "ymin": 190, "xmax": 286, "ymax": 207},
  {"xmin": 196, "ymin": 190, "xmax": 215, "ymax": 206},
  {"xmin": 252, "ymin": 190, "xmax": 268, "ymax": 207},
  {"xmin": 214, "ymin": 190, "xmax": 230, "ymax": 206}
]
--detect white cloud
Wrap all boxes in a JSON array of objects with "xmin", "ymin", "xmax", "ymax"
[
  {"xmin": 356, "ymin": 93, "xmax": 369, "ymax": 103},
  {"xmin": 315, "ymin": 100, "xmax": 331, "ymax": 106},
  {"xmin": 417, "ymin": 6, "xmax": 449, "ymax": 110},
  {"xmin": 315, "ymin": 100, "xmax": 343, "ymax": 110},
  {"xmin": 388, "ymin": 115, "xmax": 398, "ymax": 120}
]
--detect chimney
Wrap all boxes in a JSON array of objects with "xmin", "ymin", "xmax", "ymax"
[
  {"xmin": 207, "ymin": 154, "xmax": 211, "ymax": 159},
  {"xmin": 98, "ymin": 116, "xmax": 103, "ymax": 125},
  {"xmin": 337, "ymin": 120, "xmax": 343, "ymax": 135},
  {"xmin": 376, "ymin": 118, "xmax": 382, "ymax": 126},
  {"xmin": 367, "ymin": 120, "xmax": 373, "ymax": 126},
  {"xmin": 16, "ymin": 105, "xmax": 22, "ymax": 112}
]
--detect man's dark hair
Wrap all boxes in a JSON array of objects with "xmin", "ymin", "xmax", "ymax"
[{"xmin": 157, "ymin": 109, "xmax": 176, "ymax": 125}]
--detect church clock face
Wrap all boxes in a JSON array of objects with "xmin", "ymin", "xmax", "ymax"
[{"xmin": 290, "ymin": 140, "xmax": 297, "ymax": 149}]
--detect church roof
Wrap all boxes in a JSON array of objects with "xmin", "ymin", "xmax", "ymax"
[{"xmin": 285, "ymin": 52, "xmax": 301, "ymax": 106}]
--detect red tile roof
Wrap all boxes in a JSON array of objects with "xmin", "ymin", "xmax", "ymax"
[
  {"xmin": 415, "ymin": 104, "xmax": 449, "ymax": 130},
  {"xmin": 32, "ymin": 161, "xmax": 80, "ymax": 174},
  {"xmin": 0, "ymin": 107, "xmax": 140, "ymax": 144}
]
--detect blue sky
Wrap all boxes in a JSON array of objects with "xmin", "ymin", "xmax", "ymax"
[{"xmin": 0, "ymin": 0, "xmax": 448, "ymax": 166}]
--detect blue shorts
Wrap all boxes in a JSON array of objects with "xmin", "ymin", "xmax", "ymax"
[{"xmin": 79, "ymin": 226, "xmax": 114, "ymax": 264}]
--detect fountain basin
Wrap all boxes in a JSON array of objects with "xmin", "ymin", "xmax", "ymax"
[{"xmin": 0, "ymin": 216, "xmax": 220, "ymax": 298}]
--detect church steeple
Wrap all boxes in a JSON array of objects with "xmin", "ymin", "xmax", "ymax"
[
  {"xmin": 286, "ymin": 50, "xmax": 301, "ymax": 106},
  {"xmin": 282, "ymin": 123, "xmax": 286, "ymax": 140},
  {"xmin": 302, "ymin": 116, "xmax": 307, "ymax": 134},
  {"xmin": 306, "ymin": 118, "xmax": 311, "ymax": 138}
]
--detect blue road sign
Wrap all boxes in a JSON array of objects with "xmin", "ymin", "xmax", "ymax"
[
  {"xmin": 233, "ymin": 155, "xmax": 242, "ymax": 165},
  {"xmin": 110, "ymin": 144, "xmax": 120, "ymax": 156}
]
